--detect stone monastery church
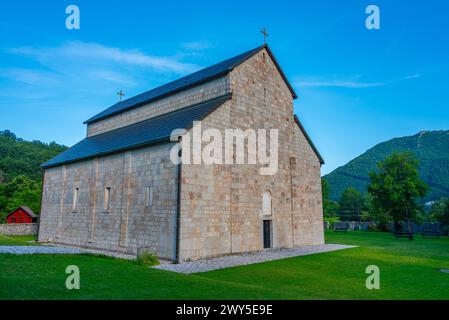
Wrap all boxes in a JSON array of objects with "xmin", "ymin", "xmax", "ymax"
[{"xmin": 39, "ymin": 45, "xmax": 325, "ymax": 262}]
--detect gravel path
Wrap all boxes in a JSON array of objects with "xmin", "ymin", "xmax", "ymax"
[
  {"xmin": 153, "ymin": 244, "xmax": 355, "ymax": 274},
  {"xmin": 0, "ymin": 246, "xmax": 83, "ymax": 254}
]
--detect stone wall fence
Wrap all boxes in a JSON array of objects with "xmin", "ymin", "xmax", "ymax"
[
  {"xmin": 0, "ymin": 223, "xmax": 38, "ymax": 236},
  {"xmin": 333, "ymin": 221, "xmax": 376, "ymax": 231}
]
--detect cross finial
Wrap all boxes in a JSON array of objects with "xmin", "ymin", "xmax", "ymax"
[
  {"xmin": 260, "ymin": 27, "xmax": 268, "ymax": 44},
  {"xmin": 117, "ymin": 90, "xmax": 125, "ymax": 102}
]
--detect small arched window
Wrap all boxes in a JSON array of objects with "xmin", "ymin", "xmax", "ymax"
[{"xmin": 262, "ymin": 190, "xmax": 272, "ymax": 216}]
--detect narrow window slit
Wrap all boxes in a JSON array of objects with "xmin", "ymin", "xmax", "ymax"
[
  {"xmin": 146, "ymin": 186, "xmax": 153, "ymax": 207},
  {"xmin": 104, "ymin": 187, "xmax": 111, "ymax": 212},
  {"xmin": 72, "ymin": 187, "xmax": 79, "ymax": 212}
]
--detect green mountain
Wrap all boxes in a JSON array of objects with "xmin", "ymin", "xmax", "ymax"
[
  {"xmin": 0, "ymin": 130, "xmax": 67, "ymax": 182},
  {"xmin": 323, "ymin": 130, "xmax": 449, "ymax": 203},
  {"xmin": 0, "ymin": 130, "xmax": 67, "ymax": 220}
]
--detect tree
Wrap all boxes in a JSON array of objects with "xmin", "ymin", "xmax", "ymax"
[
  {"xmin": 430, "ymin": 198, "xmax": 449, "ymax": 231},
  {"xmin": 0, "ymin": 130, "xmax": 66, "ymax": 182},
  {"xmin": 368, "ymin": 152, "xmax": 428, "ymax": 235},
  {"xmin": 0, "ymin": 175, "xmax": 42, "ymax": 222},
  {"xmin": 321, "ymin": 179, "xmax": 340, "ymax": 225},
  {"xmin": 338, "ymin": 187, "xmax": 365, "ymax": 221},
  {"xmin": 358, "ymin": 194, "xmax": 390, "ymax": 231}
]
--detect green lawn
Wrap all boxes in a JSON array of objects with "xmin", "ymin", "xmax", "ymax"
[
  {"xmin": 0, "ymin": 234, "xmax": 37, "ymax": 246},
  {"xmin": 0, "ymin": 231, "xmax": 448, "ymax": 300}
]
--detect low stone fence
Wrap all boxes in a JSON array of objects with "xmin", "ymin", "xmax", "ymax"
[
  {"xmin": 386, "ymin": 222, "xmax": 448, "ymax": 235},
  {"xmin": 0, "ymin": 223, "xmax": 38, "ymax": 236},
  {"xmin": 333, "ymin": 221, "xmax": 376, "ymax": 231}
]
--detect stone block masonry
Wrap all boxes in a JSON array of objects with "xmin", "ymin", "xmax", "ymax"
[
  {"xmin": 38, "ymin": 143, "xmax": 178, "ymax": 260},
  {"xmin": 0, "ymin": 223, "xmax": 38, "ymax": 236},
  {"xmin": 178, "ymin": 48, "xmax": 324, "ymax": 261}
]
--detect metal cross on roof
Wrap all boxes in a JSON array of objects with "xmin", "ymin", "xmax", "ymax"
[
  {"xmin": 117, "ymin": 90, "xmax": 125, "ymax": 102},
  {"xmin": 260, "ymin": 27, "xmax": 269, "ymax": 44}
]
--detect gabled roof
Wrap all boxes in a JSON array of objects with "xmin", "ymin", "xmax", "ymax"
[
  {"xmin": 7, "ymin": 206, "xmax": 37, "ymax": 218},
  {"xmin": 294, "ymin": 115, "xmax": 325, "ymax": 165},
  {"xmin": 84, "ymin": 44, "xmax": 297, "ymax": 124},
  {"xmin": 42, "ymin": 94, "xmax": 231, "ymax": 168}
]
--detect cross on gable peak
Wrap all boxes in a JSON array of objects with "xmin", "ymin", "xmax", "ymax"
[
  {"xmin": 260, "ymin": 27, "xmax": 269, "ymax": 44},
  {"xmin": 117, "ymin": 90, "xmax": 125, "ymax": 102}
]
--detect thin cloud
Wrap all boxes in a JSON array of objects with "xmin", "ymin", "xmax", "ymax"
[
  {"xmin": 403, "ymin": 73, "xmax": 422, "ymax": 80},
  {"xmin": 1, "ymin": 41, "xmax": 203, "ymax": 103},
  {"xmin": 298, "ymin": 79, "xmax": 387, "ymax": 88},
  {"xmin": 0, "ymin": 68, "xmax": 60, "ymax": 86},
  {"xmin": 295, "ymin": 74, "xmax": 422, "ymax": 89},
  {"xmin": 87, "ymin": 70, "xmax": 137, "ymax": 85},
  {"xmin": 181, "ymin": 41, "xmax": 215, "ymax": 51},
  {"xmin": 9, "ymin": 41, "xmax": 199, "ymax": 74}
]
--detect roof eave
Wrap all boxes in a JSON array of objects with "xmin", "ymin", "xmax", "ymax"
[
  {"xmin": 41, "ymin": 137, "xmax": 173, "ymax": 169},
  {"xmin": 262, "ymin": 45, "xmax": 298, "ymax": 99},
  {"xmin": 43, "ymin": 93, "xmax": 232, "ymax": 169},
  {"xmin": 294, "ymin": 115, "xmax": 325, "ymax": 165}
]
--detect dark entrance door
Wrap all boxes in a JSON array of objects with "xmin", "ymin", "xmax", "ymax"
[{"xmin": 263, "ymin": 220, "xmax": 272, "ymax": 249}]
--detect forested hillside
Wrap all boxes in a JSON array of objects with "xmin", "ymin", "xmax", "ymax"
[
  {"xmin": 323, "ymin": 130, "xmax": 449, "ymax": 203},
  {"xmin": 0, "ymin": 130, "xmax": 67, "ymax": 221}
]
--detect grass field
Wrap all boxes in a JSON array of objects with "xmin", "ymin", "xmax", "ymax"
[
  {"xmin": 0, "ymin": 231, "xmax": 448, "ymax": 300},
  {"xmin": 0, "ymin": 234, "xmax": 37, "ymax": 246}
]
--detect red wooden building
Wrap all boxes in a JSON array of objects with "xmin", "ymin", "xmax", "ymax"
[{"xmin": 6, "ymin": 206, "xmax": 38, "ymax": 224}]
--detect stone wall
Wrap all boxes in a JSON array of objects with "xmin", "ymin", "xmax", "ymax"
[
  {"xmin": 39, "ymin": 143, "xmax": 178, "ymax": 259},
  {"xmin": 87, "ymin": 76, "xmax": 229, "ymax": 137},
  {"xmin": 179, "ymin": 99, "xmax": 233, "ymax": 260},
  {"xmin": 0, "ymin": 223, "xmax": 38, "ymax": 236},
  {"xmin": 230, "ymin": 48, "xmax": 323, "ymax": 251},
  {"xmin": 178, "ymin": 48, "xmax": 324, "ymax": 261}
]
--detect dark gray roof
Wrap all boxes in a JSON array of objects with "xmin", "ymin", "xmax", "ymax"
[
  {"xmin": 84, "ymin": 44, "xmax": 297, "ymax": 124},
  {"xmin": 294, "ymin": 115, "xmax": 325, "ymax": 165},
  {"xmin": 42, "ymin": 94, "xmax": 231, "ymax": 168},
  {"xmin": 7, "ymin": 206, "xmax": 37, "ymax": 218}
]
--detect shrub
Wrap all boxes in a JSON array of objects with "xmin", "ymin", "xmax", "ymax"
[
  {"xmin": 135, "ymin": 251, "xmax": 160, "ymax": 266},
  {"xmin": 324, "ymin": 216, "xmax": 340, "ymax": 228}
]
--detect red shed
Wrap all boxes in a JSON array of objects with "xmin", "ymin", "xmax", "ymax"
[{"xmin": 6, "ymin": 206, "xmax": 38, "ymax": 224}]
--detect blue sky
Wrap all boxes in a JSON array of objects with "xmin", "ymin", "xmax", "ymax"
[{"xmin": 0, "ymin": 0, "xmax": 448, "ymax": 175}]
